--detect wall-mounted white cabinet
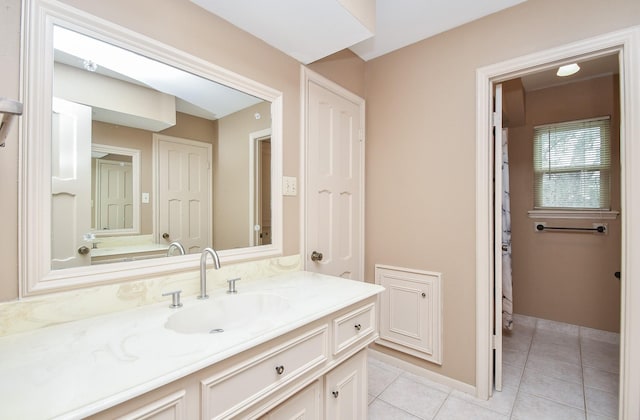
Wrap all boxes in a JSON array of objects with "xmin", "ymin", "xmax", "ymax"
[{"xmin": 375, "ymin": 265, "xmax": 442, "ymax": 365}]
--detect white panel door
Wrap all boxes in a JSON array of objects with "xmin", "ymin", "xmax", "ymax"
[
  {"xmin": 96, "ymin": 160, "xmax": 133, "ymax": 230},
  {"xmin": 51, "ymin": 97, "xmax": 92, "ymax": 269},
  {"xmin": 155, "ymin": 134, "xmax": 211, "ymax": 254},
  {"xmin": 305, "ymin": 76, "xmax": 364, "ymax": 280},
  {"xmin": 493, "ymin": 83, "xmax": 504, "ymax": 393}
]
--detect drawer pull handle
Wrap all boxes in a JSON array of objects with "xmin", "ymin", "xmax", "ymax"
[
  {"xmin": 354, "ymin": 323, "xmax": 362, "ymax": 331},
  {"xmin": 332, "ymin": 391, "xmax": 339, "ymax": 398},
  {"xmin": 275, "ymin": 365, "xmax": 285, "ymax": 375}
]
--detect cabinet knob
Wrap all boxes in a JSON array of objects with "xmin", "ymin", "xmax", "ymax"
[
  {"xmin": 162, "ymin": 232, "xmax": 170, "ymax": 240},
  {"xmin": 332, "ymin": 391, "xmax": 339, "ymax": 398},
  {"xmin": 354, "ymin": 323, "xmax": 362, "ymax": 331},
  {"xmin": 78, "ymin": 246, "xmax": 90, "ymax": 255},
  {"xmin": 275, "ymin": 365, "xmax": 285, "ymax": 375},
  {"xmin": 421, "ymin": 292, "xmax": 426, "ymax": 298},
  {"xmin": 310, "ymin": 251, "xmax": 323, "ymax": 262}
]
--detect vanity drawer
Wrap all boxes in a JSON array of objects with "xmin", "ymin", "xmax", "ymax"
[
  {"xmin": 333, "ymin": 303, "xmax": 376, "ymax": 355},
  {"xmin": 202, "ymin": 325, "xmax": 328, "ymax": 419}
]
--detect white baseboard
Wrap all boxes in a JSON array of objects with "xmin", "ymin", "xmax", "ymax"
[{"xmin": 368, "ymin": 348, "xmax": 477, "ymax": 397}]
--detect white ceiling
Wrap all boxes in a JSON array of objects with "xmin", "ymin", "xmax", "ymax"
[
  {"xmin": 350, "ymin": 0, "xmax": 527, "ymax": 61},
  {"xmin": 191, "ymin": 0, "xmax": 527, "ymax": 63}
]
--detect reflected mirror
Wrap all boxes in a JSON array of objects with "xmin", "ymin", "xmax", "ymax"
[{"xmin": 50, "ymin": 26, "xmax": 273, "ymax": 269}]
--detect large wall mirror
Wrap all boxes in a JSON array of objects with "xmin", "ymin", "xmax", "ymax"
[{"xmin": 21, "ymin": 0, "xmax": 283, "ymax": 295}]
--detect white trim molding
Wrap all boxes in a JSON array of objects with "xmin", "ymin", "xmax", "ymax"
[
  {"xmin": 369, "ymin": 349, "xmax": 476, "ymax": 396},
  {"xmin": 475, "ymin": 26, "xmax": 640, "ymax": 420}
]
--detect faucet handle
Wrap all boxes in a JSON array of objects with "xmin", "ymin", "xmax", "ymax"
[
  {"xmin": 227, "ymin": 278, "xmax": 241, "ymax": 294},
  {"xmin": 162, "ymin": 290, "xmax": 183, "ymax": 308}
]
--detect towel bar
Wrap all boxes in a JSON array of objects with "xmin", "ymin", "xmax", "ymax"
[{"xmin": 536, "ymin": 224, "xmax": 606, "ymax": 233}]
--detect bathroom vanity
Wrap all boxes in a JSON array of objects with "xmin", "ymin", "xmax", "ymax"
[{"xmin": 0, "ymin": 272, "xmax": 383, "ymax": 419}]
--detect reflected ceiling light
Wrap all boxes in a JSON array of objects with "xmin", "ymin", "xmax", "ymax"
[
  {"xmin": 557, "ymin": 63, "xmax": 580, "ymax": 77},
  {"xmin": 83, "ymin": 59, "xmax": 98, "ymax": 72}
]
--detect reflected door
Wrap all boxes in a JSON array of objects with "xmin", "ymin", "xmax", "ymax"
[
  {"xmin": 305, "ymin": 78, "xmax": 364, "ymax": 280},
  {"xmin": 155, "ymin": 134, "xmax": 211, "ymax": 253},
  {"xmin": 96, "ymin": 160, "xmax": 133, "ymax": 230},
  {"xmin": 51, "ymin": 97, "xmax": 92, "ymax": 269},
  {"xmin": 255, "ymin": 138, "xmax": 271, "ymax": 246}
]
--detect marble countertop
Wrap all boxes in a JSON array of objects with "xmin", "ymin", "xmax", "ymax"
[
  {"xmin": 90, "ymin": 243, "xmax": 168, "ymax": 257},
  {"xmin": 0, "ymin": 271, "xmax": 383, "ymax": 419}
]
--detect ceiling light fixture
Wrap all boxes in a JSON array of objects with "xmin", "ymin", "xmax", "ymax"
[{"xmin": 557, "ymin": 63, "xmax": 580, "ymax": 77}]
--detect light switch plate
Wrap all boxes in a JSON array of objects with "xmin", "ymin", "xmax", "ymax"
[{"xmin": 283, "ymin": 176, "xmax": 297, "ymax": 196}]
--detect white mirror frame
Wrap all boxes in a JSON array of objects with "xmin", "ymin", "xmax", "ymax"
[{"xmin": 20, "ymin": 0, "xmax": 283, "ymax": 296}]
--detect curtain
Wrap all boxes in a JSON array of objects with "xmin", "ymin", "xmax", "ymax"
[{"xmin": 502, "ymin": 129, "xmax": 514, "ymax": 331}]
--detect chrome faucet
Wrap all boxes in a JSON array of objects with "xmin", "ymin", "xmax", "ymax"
[
  {"xmin": 199, "ymin": 247, "xmax": 221, "ymax": 299},
  {"xmin": 166, "ymin": 241, "xmax": 186, "ymax": 257}
]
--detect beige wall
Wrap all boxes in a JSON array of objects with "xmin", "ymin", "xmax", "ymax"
[
  {"xmin": 0, "ymin": 0, "xmax": 22, "ymax": 301},
  {"xmin": 214, "ymin": 102, "xmax": 271, "ymax": 250},
  {"xmin": 0, "ymin": 0, "xmax": 301, "ymax": 302},
  {"xmin": 308, "ymin": 49, "xmax": 366, "ymax": 97},
  {"xmin": 364, "ymin": 0, "xmax": 639, "ymax": 385},
  {"xmin": 509, "ymin": 76, "xmax": 621, "ymax": 332}
]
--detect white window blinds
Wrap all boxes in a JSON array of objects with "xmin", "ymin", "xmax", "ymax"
[{"xmin": 533, "ymin": 117, "xmax": 611, "ymax": 210}]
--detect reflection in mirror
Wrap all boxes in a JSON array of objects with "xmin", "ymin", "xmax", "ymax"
[
  {"xmin": 93, "ymin": 155, "xmax": 133, "ymax": 231},
  {"xmin": 91, "ymin": 144, "xmax": 140, "ymax": 234},
  {"xmin": 51, "ymin": 26, "xmax": 273, "ymax": 268}
]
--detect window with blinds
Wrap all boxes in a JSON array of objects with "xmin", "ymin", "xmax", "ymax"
[{"xmin": 533, "ymin": 117, "xmax": 611, "ymax": 210}]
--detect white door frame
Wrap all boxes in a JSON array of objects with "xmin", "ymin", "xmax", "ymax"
[
  {"xmin": 248, "ymin": 128, "xmax": 272, "ymax": 246},
  {"xmin": 300, "ymin": 66, "xmax": 365, "ymax": 279},
  {"xmin": 475, "ymin": 26, "xmax": 640, "ymax": 419}
]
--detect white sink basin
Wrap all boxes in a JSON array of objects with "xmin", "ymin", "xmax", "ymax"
[{"xmin": 164, "ymin": 293, "xmax": 291, "ymax": 334}]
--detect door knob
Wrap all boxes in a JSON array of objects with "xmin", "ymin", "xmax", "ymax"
[
  {"xmin": 78, "ymin": 246, "xmax": 90, "ymax": 255},
  {"xmin": 162, "ymin": 233, "xmax": 170, "ymax": 240},
  {"xmin": 310, "ymin": 251, "xmax": 323, "ymax": 262}
]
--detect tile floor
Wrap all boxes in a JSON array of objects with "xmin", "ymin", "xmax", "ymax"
[{"xmin": 368, "ymin": 314, "xmax": 620, "ymax": 419}]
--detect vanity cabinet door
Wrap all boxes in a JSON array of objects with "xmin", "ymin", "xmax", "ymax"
[
  {"xmin": 261, "ymin": 381, "xmax": 321, "ymax": 420},
  {"xmin": 324, "ymin": 350, "xmax": 367, "ymax": 420},
  {"xmin": 87, "ymin": 388, "xmax": 189, "ymax": 420}
]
